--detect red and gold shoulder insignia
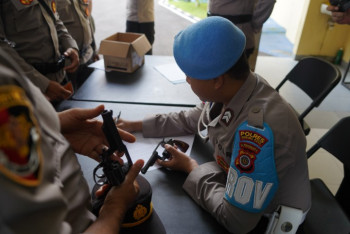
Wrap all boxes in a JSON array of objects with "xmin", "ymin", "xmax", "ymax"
[
  {"xmin": 51, "ymin": 0, "xmax": 57, "ymax": 13},
  {"xmin": 0, "ymin": 86, "xmax": 42, "ymax": 186},
  {"xmin": 20, "ymin": 0, "xmax": 33, "ymax": 5},
  {"xmin": 216, "ymin": 155, "xmax": 229, "ymax": 173}
]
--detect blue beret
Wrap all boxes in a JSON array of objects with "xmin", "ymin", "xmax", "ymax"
[{"xmin": 173, "ymin": 16, "xmax": 246, "ymax": 80}]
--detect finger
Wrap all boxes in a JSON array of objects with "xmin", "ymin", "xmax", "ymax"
[
  {"xmin": 156, "ymin": 158, "xmax": 172, "ymax": 168},
  {"xmin": 110, "ymin": 152, "xmax": 124, "ymax": 165},
  {"xmin": 89, "ymin": 150, "xmax": 100, "ymax": 162},
  {"xmin": 95, "ymin": 184, "xmax": 109, "ymax": 197},
  {"xmin": 79, "ymin": 105, "xmax": 105, "ymax": 120},
  {"xmin": 118, "ymin": 128, "xmax": 136, "ymax": 143},
  {"xmin": 124, "ymin": 159, "xmax": 144, "ymax": 184},
  {"xmin": 164, "ymin": 144, "xmax": 178, "ymax": 155},
  {"xmin": 61, "ymin": 89, "xmax": 72, "ymax": 99}
]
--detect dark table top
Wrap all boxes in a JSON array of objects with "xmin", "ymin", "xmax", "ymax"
[
  {"xmin": 56, "ymin": 100, "xmax": 230, "ymax": 234},
  {"xmin": 72, "ymin": 55, "xmax": 200, "ymax": 107}
]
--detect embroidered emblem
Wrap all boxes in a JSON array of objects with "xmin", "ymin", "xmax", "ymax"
[
  {"xmin": 20, "ymin": 0, "xmax": 33, "ymax": 5},
  {"xmin": 235, "ymin": 149, "xmax": 256, "ymax": 173},
  {"xmin": 0, "ymin": 86, "xmax": 42, "ymax": 186},
  {"xmin": 133, "ymin": 204, "xmax": 148, "ymax": 220},
  {"xmin": 239, "ymin": 130, "xmax": 268, "ymax": 147},
  {"xmin": 83, "ymin": 0, "xmax": 91, "ymax": 16},
  {"xmin": 51, "ymin": 0, "xmax": 57, "ymax": 13},
  {"xmin": 216, "ymin": 155, "xmax": 229, "ymax": 173},
  {"xmin": 220, "ymin": 109, "xmax": 233, "ymax": 126}
]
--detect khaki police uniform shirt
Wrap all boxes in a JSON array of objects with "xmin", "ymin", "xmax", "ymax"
[
  {"xmin": 208, "ymin": 0, "xmax": 275, "ymax": 51},
  {"xmin": 57, "ymin": 0, "xmax": 94, "ymax": 64},
  {"xmin": 142, "ymin": 72, "xmax": 311, "ymax": 233},
  {"xmin": 0, "ymin": 0, "xmax": 78, "ymax": 93},
  {"xmin": 0, "ymin": 52, "xmax": 95, "ymax": 233},
  {"xmin": 126, "ymin": 0, "xmax": 154, "ymax": 23}
]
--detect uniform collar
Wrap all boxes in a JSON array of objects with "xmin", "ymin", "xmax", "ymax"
[{"xmin": 217, "ymin": 72, "xmax": 258, "ymax": 127}]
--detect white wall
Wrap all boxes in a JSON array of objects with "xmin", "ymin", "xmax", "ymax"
[{"xmin": 270, "ymin": 0, "xmax": 309, "ymax": 44}]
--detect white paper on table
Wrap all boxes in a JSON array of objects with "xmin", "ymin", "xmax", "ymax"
[
  {"xmin": 124, "ymin": 133, "xmax": 195, "ymax": 172},
  {"xmin": 154, "ymin": 63, "xmax": 186, "ymax": 84}
]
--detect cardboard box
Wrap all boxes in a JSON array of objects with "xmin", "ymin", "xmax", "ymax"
[{"xmin": 99, "ymin": 32, "xmax": 152, "ymax": 73}]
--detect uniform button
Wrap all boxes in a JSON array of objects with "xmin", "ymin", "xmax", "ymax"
[{"xmin": 252, "ymin": 107, "xmax": 260, "ymax": 113}]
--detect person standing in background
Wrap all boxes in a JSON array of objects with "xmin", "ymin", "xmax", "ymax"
[
  {"xmin": 126, "ymin": 0, "xmax": 155, "ymax": 55},
  {"xmin": 207, "ymin": 0, "xmax": 276, "ymax": 71},
  {"xmin": 57, "ymin": 0, "xmax": 99, "ymax": 90},
  {"xmin": 0, "ymin": 0, "xmax": 80, "ymax": 103}
]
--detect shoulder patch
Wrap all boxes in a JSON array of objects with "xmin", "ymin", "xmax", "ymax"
[
  {"xmin": 0, "ymin": 85, "xmax": 42, "ymax": 186},
  {"xmin": 225, "ymin": 121, "xmax": 279, "ymax": 213}
]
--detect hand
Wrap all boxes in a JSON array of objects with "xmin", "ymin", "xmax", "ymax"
[
  {"xmin": 93, "ymin": 53, "xmax": 100, "ymax": 62},
  {"xmin": 116, "ymin": 118, "xmax": 142, "ymax": 133},
  {"xmin": 327, "ymin": 5, "xmax": 350, "ymax": 24},
  {"xmin": 85, "ymin": 159, "xmax": 144, "ymax": 233},
  {"xmin": 64, "ymin": 48, "xmax": 80, "ymax": 73},
  {"xmin": 46, "ymin": 80, "xmax": 72, "ymax": 102},
  {"xmin": 156, "ymin": 144, "xmax": 198, "ymax": 174},
  {"xmin": 59, "ymin": 105, "xmax": 136, "ymax": 161}
]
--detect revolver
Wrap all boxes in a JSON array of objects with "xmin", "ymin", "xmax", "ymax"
[
  {"xmin": 92, "ymin": 109, "xmax": 133, "ymax": 215},
  {"xmin": 141, "ymin": 138, "xmax": 189, "ymax": 174}
]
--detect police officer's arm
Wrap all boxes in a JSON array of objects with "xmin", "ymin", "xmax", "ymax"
[
  {"xmin": 83, "ymin": 160, "xmax": 144, "ymax": 234},
  {"xmin": 183, "ymin": 162, "xmax": 262, "ymax": 233},
  {"xmin": 251, "ymin": 0, "xmax": 276, "ymax": 32}
]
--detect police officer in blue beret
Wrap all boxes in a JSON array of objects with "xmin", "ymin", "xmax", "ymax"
[{"xmin": 117, "ymin": 16, "xmax": 311, "ymax": 233}]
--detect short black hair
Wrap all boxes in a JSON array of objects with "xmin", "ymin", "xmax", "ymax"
[{"xmin": 225, "ymin": 52, "xmax": 250, "ymax": 80}]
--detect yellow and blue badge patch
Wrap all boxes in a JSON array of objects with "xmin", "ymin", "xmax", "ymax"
[{"xmin": 0, "ymin": 86, "xmax": 42, "ymax": 186}]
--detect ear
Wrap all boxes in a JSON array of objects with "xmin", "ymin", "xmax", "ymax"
[{"xmin": 213, "ymin": 75, "xmax": 225, "ymax": 90}]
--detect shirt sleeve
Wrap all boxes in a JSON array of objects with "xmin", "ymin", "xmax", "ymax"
[
  {"xmin": 142, "ymin": 103, "xmax": 204, "ymax": 138},
  {"xmin": 251, "ymin": 0, "xmax": 276, "ymax": 32},
  {"xmin": 183, "ymin": 162, "xmax": 263, "ymax": 234}
]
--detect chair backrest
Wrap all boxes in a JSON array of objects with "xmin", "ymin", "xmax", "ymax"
[
  {"xmin": 306, "ymin": 116, "xmax": 350, "ymax": 170},
  {"xmin": 276, "ymin": 57, "xmax": 341, "ymax": 120},
  {"xmin": 304, "ymin": 117, "xmax": 350, "ymax": 232}
]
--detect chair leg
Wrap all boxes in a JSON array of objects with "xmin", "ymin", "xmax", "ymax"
[{"xmin": 335, "ymin": 167, "xmax": 350, "ymax": 219}]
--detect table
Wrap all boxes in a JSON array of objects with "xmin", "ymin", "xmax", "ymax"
[
  {"xmin": 72, "ymin": 55, "xmax": 200, "ymax": 107},
  {"xmin": 56, "ymin": 100, "xmax": 230, "ymax": 234}
]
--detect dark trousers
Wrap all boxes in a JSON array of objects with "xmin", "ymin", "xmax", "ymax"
[{"xmin": 126, "ymin": 21, "xmax": 155, "ymax": 55}]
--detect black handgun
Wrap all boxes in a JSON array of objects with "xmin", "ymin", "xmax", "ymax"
[
  {"xmin": 92, "ymin": 109, "xmax": 133, "ymax": 215},
  {"xmin": 141, "ymin": 138, "xmax": 189, "ymax": 174}
]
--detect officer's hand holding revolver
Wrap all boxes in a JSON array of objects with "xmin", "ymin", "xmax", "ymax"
[
  {"xmin": 64, "ymin": 48, "xmax": 80, "ymax": 73},
  {"xmin": 156, "ymin": 143, "xmax": 198, "ymax": 174},
  {"xmin": 58, "ymin": 105, "xmax": 136, "ymax": 161}
]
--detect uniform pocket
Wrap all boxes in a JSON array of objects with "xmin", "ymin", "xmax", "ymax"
[
  {"xmin": 10, "ymin": 1, "xmax": 43, "ymax": 33},
  {"xmin": 56, "ymin": 0, "xmax": 74, "ymax": 24}
]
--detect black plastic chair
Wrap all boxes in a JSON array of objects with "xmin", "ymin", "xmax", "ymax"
[
  {"xmin": 275, "ymin": 57, "xmax": 341, "ymax": 135},
  {"xmin": 302, "ymin": 117, "xmax": 350, "ymax": 233}
]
